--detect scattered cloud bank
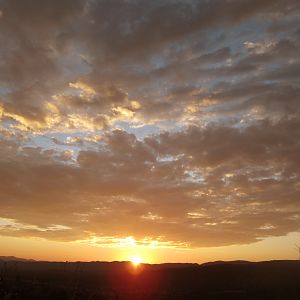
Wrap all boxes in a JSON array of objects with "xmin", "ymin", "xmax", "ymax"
[{"xmin": 0, "ymin": 0, "xmax": 299, "ymax": 248}]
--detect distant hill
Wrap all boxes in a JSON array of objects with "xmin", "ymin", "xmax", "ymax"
[
  {"xmin": 0, "ymin": 256, "xmax": 35, "ymax": 262},
  {"xmin": 201, "ymin": 260, "xmax": 252, "ymax": 266}
]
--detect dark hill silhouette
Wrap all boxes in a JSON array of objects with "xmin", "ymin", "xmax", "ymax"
[
  {"xmin": 0, "ymin": 256, "xmax": 35, "ymax": 262},
  {"xmin": 0, "ymin": 259, "xmax": 300, "ymax": 299},
  {"xmin": 201, "ymin": 260, "xmax": 252, "ymax": 266}
]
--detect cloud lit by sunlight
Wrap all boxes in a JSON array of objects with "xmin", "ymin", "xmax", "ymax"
[{"xmin": 0, "ymin": 0, "xmax": 299, "ymax": 263}]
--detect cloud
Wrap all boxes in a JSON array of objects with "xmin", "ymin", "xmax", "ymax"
[
  {"xmin": 0, "ymin": 0, "xmax": 299, "ymax": 248},
  {"xmin": 0, "ymin": 119, "xmax": 299, "ymax": 247},
  {"xmin": 0, "ymin": 0, "xmax": 299, "ymax": 130}
]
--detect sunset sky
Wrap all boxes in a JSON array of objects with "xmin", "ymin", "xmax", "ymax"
[{"xmin": 0, "ymin": 0, "xmax": 300, "ymax": 263}]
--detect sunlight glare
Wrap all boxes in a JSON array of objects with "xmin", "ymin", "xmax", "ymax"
[{"xmin": 131, "ymin": 256, "xmax": 142, "ymax": 266}]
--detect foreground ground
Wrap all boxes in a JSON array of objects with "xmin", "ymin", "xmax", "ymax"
[{"xmin": 0, "ymin": 259, "xmax": 300, "ymax": 299}]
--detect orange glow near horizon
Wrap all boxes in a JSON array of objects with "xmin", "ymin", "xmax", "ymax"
[{"xmin": 1, "ymin": 233, "xmax": 300, "ymax": 263}]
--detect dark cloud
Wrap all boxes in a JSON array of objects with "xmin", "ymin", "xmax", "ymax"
[{"xmin": 0, "ymin": 0, "xmax": 299, "ymax": 127}]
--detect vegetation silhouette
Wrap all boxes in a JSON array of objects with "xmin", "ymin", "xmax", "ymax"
[{"xmin": 1, "ymin": 258, "xmax": 300, "ymax": 299}]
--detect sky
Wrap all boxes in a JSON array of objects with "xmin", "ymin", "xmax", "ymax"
[{"xmin": 0, "ymin": 0, "xmax": 300, "ymax": 263}]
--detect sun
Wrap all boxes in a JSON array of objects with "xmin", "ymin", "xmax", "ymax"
[{"xmin": 130, "ymin": 256, "xmax": 142, "ymax": 267}]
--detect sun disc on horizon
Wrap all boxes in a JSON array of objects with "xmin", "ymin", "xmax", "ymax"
[{"xmin": 131, "ymin": 256, "xmax": 142, "ymax": 267}]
